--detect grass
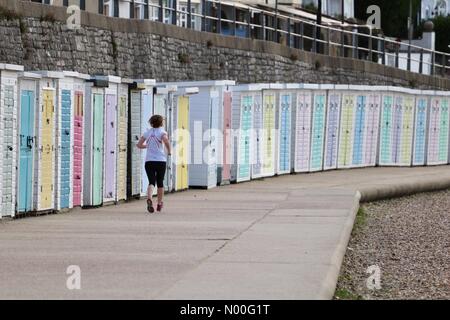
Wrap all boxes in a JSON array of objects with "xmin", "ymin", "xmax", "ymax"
[
  {"xmin": 353, "ymin": 207, "xmax": 368, "ymax": 234},
  {"xmin": 334, "ymin": 288, "xmax": 364, "ymax": 300}
]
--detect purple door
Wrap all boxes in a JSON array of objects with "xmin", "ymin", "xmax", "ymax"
[{"xmin": 104, "ymin": 94, "xmax": 117, "ymax": 200}]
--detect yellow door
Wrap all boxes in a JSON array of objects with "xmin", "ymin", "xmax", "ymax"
[
  {"xmin": 40, "ymin": 90, "xmax": 54, "ymax": 209},
  {"xmin": 176, "ymin": 96, "xmax": 189, "ymax": 190},
  {"xmin": 117, "ymin": 96, "xmax": 128, "ymax": 200},
  {"xmin": 263, "ymin": 94, "xmax": 275, "ymax": 174}
]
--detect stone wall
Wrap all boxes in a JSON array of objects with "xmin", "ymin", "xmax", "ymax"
[{"xmin": 1, "ymin": 0, "xmax": 450, "ymax": 89}]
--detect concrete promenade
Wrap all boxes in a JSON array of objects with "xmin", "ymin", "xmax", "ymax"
[{"xmin": 0, "ymin": 166, "xmax": 449, "ymax": 300}]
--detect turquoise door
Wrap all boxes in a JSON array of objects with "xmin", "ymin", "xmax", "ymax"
[
  {"xmin": 311, "ymin": 94, "xmax": 326, "ymax": 170},
  {"xmin": 438, "ymin": 100, "xmax": 449, "ymax": 162},
  {"xmin": 60, "ymin": 89, "xmax": 71, "ymax": 209},
  {"xmin": 18, "ymin": 90, "xmax": 35, "ymax": 212},
  {"xmin": 279, "ymin": 94, "xmax": 291, "ymax": 172},
  {"xmin": 380, "ymin": 96, "xmax": 393, "ymax": 164},
  {"xmin": 238, "ymin": 96, "xmax": 252, "ymax": 179}
]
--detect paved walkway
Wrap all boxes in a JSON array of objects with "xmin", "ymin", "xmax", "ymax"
[{"xmin": 1, "ymin": 166, "xmax": 449, "ymax": 300}]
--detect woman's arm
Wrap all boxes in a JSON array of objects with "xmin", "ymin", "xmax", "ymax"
[
  {"xmin": 136, "ymin": 136, "xmax": 147, "ymax": 149},
  {"xmin": 162, "ymin": 134, "xmax": 172, "ymax": 155}
]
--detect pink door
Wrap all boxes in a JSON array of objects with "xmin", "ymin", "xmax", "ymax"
[
  {"xmin": 104, "ymin": 94, "xmax": 117, "ymax": 200},
  {"xmin": 222, "ymin": 92, "xmax": 232, "ymax": 181},
  {"xmin": 73, "ymin": 92, "xmax": 83, "ymax": 207}
]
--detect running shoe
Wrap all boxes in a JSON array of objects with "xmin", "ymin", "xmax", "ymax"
[{"xmin": 147, "ymin": 199, "xmax": 154, "ymax": 213}]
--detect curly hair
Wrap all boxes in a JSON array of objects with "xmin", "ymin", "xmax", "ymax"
[{"xmin": 149, "ymin": 115, "xmax": 164, "ymax": 128}]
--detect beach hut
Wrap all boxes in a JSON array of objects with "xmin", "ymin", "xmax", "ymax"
[
  {"xmin": 32, "ymin": 71, "xmax": 63, "ymax": 213},
  {"xmin": 293, "ymin": 84, "xmax": 316, "ymax": 173},
  {"xmin": 309, "ymin": 85, "xmax": 330, "ymax": 172},
  {"xmin": 62, "ymin": 71, "xmax": 91, "ymax": 208},
  {"xmin": 116, "ymin": 78, "xmax": 132, "ymax": 202},
  {"xmin": 170, "ymin": 86, "xmax": 199, "ymax": 191},
  {"xmin": 323, "ymin": 85, "xmax": 341, "ymax": 171},
  {"xmin": 412, "ymin": 91, "xmax": 430, "ymax": 166},
  {"xmin": 260, "ymin": 84, "xmax": 278, "ymax": 178},
  {"xmin": 378, "ymin": 87, "xmax": 416, "ymax": 166},
  {"xmin": 147, "ymin": 84, "xmax": 177, "ymax": 194},
  {"xmin": 230, "ymin": 84, "xmax": 266, "ymax": 183},
  {"xmin": 162, "ymin": 81, "xmax": 235, "ymax": 189},
  {"xmin": 128, "ymin": 79, "xmax": 155, "ymax": 199},
  {"xmin": 17, "ymin": 72, "xmax": 41, "ymax": 215},
  {"xmin": 274, "ymin": 84, "xmax": 295, "ymax": 175},
  {"xmin": 336, "ymin": 85, "xmax": 382, "ymax": 169},
  {"xmin": 83, "ymin": 78, "xmax": 108, "ymax": 207},
  {"xmin": 94, "ymin": 75, "xmax": 121, "ymax": 204},
  {"xmin": 0, "ymin": 64, "xmax": 24, "ymax": 218},
  {"xmin": 426, "ymin": 91, "xmax": 450, "ymax": 165}
]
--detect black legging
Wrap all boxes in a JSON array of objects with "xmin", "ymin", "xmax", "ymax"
[{"xmin": 145, "ymin": 161, "xmax": 167, "ymax": 188}]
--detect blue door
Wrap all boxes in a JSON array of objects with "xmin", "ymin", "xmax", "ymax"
[
  {"xmin": 279, "ymin": 94, "xmax": 291, "ymax": 172},
  {"xmin": 414, "ymin": 99, "xmax": 427, "ymax": 165},
  {"xmin": 352, "ymin": 96, "xmax": 366, "ymax": 165},
  {"xmin": 18, "ymin": 90, "xmax": 35, "ymax": 212},
  {"xmin": 60, "ymin": 89, "xmax": 72, "ymax": 209},
  {"xmin": 311, "ymin": 94, "xmax": 326, "ymax": 171}
]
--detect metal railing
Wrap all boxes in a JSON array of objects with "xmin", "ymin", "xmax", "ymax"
[{"xmin": 36, "ymin": 0, "xmax": 450, "ymax": 77}]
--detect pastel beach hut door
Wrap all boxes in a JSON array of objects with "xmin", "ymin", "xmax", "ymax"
[
  {"xmin": 104, "ymin": 88, "xmax": 118, "ymax": 202},
  {"xmin": 83, "ymin": 81, "xmax": 106, "ymax": 207},
  {"xmin": 378, "ymin": 94, "xmax": 394, "ymax": 165},
  {"xmin": 352, "ymin": 95, "xmax": 366, "ymax": 167},
  {"xmin": 310, "ymin": 92, "xmax": 327, "ymax": 172},
  {"xmin": 262, "ymin": 92, "xmax": 276, "ymax": 177},
  {"xmin": 399, "ymin": 95, "xmax": 415, "ymax": 166},
  {"xmin": 237, "ymin": 95, "xmax": 253, "ymax": 182},
  {"xmin": 412, "ymin": 96, "xmax": 428, "ymax": 166},
  {"xmin": 116, "ymin": 82, "xmax": 129, "ymax": 201},
  {"xmin": 73, "ymin": 91, "xmax": 84, "ymax": 207},
  {"xmin": 59, "ymin": 86, "xmax": 72, "ymax": 210},
  {"xmin": 438, "ymin": 98, "xmax": 449, "ymax": 164},
  {"xmin": 252, "ymin": 93, "xmax": 263, "ymax": 179},
  {"xmin": 128, "ymin": 80, "xmax": 155, "ymax": 198},
  {"xmin": 277, "ymin": 93, "xmax": 292, "ymax": 174},
  {"xmin": 36, "ymin": 87, "xmax": 56, "ymax": 211},
  {"xmin": 17, "ymin": 73, "xmax": 39, "ymax": 214},
  {"xmin": 175, "ymin": 96, "xmax": 190, "ymax": 191},
  {"xmin": 294, "ymin": 91, "xmax": 312, "ymax": 173},
  {"xmin": 338, "ymin": 93, "xmax": 355, "ymax": 169},
  {"xmin": 0, "ymin": 64, "xmax": 23, "ymax": 217},
  {"xmin": 364, "ymin": 93, "xmax": 381, "ymax": 167},
  {"xmin": 324, "ymin": 92, "xmax": 341, "ymax": 170},
  {"xmin": 222, "ymin": 91, "xmax": 232, "ymax": 182}
]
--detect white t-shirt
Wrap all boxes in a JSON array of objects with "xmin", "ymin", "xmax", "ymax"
[{"xmin": 143, "ymin": 127, "xmax": 168, "ymax": 162}]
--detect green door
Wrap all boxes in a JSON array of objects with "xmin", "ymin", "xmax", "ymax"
[{"xmin": 92, "ymin": 94, "xmax": 104, "ymax": 206}]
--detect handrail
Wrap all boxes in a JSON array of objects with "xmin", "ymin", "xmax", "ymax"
[{"xmin": 26, "ymin": 0, "xmax": 450, "ymax": 76}]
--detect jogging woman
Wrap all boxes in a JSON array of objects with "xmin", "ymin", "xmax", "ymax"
[{"xmin": 137, "ymin": 115, "xmax": 172, "ymax": 213}]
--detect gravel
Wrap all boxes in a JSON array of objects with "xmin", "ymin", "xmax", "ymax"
[{"xmin": 335, "ymin": 189, "xmax": 450, "ymax": 300}]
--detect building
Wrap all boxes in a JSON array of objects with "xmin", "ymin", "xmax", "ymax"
[
  {"xmin": 422, "ymin": 0, "xmax": 449, "ymax": 20},
  {"xmin": 272, "ymin": 0, "xmax": 355, "ymax": 19}
]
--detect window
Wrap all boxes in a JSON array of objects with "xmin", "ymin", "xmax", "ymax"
[
  {"xmin": 103, "ymin": 1, "xmax": 111, "ymax": 16},
  {"xmin": 438, "ymin": 0, "xmax": 448, "ymax": 15},
  {"xmin": 134, "ymin": 4, "xmax": 143, "ymax": 19}
]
